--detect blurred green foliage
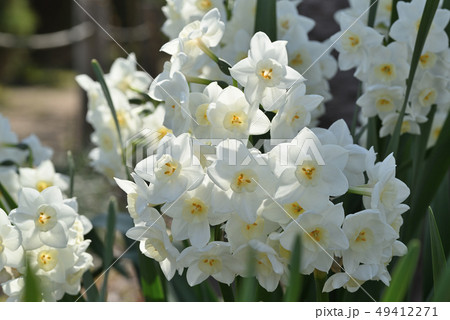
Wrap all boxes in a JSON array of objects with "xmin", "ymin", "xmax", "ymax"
[{"xmin": 0, "ymin": 0, "xmax": 38, "ymax": 35}]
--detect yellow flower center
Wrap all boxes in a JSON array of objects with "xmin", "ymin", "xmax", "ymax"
[
  {"xmin": 196, "ymin": 0, "xmax": 212, "ymax": 11},
  {"xmin": 182, "ymin": 198, "xmax": 209, "ymax": 222},
  {"xmin": 157, "ymin": 126, "xmax": 173, "ymax": 140},
  {"xmin": 164, "ymin": 162, "xmax": 178, "ymax": 176},
  {"xmin": 309, "ymin": 228, "xmax": 321, "ymax": 242},
  {"xmin": 260, "ymin": 68, "xmax": 273, "ymax": 80},
  {"xmin": 374, "ymin": 63, "xmax": 396, "ymax": 82},
  {"xmin": 375, "ymin": 97, "xmax": 395, "ymax": 113},
  {"xmin": 223, "ymin": 111, "xmax": 248, "ymax": 133},
  {"xmin": 281, "ymin": 19, "xmax": 290, "ymax": 30},
  {"xmin": 230, "ymin": 170, "xmax": 258, "ymax": 193},
  {"xmin": 283, "ymin": 202, "xmax": 305, "ymax": 219},
  {"xmin": 401, "ymin": 121, "xmax": 411, "ymax": 134},
  {"xmin": 291, "ymin": 53, "xmax": 303, "ymax": 66},
  {"xmin": 198, "ymin": 256, "xmax": 222, "ymax": 274},
  {"xmin": 355, "ymin": 231, "xmax": 366, "ymax": 242},
  {"xmin": 37, "ymin": 249, "xmax": 58, "ymax": 272},
  {"xmin": 295, "ymin": 161, "xmax": 321, "ymax": 186},
  {"xmin": 195, "ymin": 103, "xmax": 211, "ymax": 126},
  {"xmin": 36, "ymin": 181, "xmax": 52, "ymax": 192},
  {"xmin": 241, "ymin": 215, "xmax": 265, "ymax": 240},
  {"xmin": 36, "ymin": 205, "xmax": 57, "ymax": 231},
  {"xmin": 419, "ymin": 52, "xmax": 437, "ymax": 69},
  {"xmin": 0, "ymin": 238, "xmax": 4, "ymax": 253},
  {"xmin": 419, "ymin": 89, "xmax": 437, "ymax": 107}
]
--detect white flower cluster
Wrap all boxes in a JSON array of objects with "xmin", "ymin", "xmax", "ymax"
[
  {"xmin": 79, "ymin": 4, "xmax": 410, "ymax": 292},
  {"xmin": 0, "ymin": 114, "xmax": 93, "ymax": 301},
  {"xmin": 76, "ymin": 53, "xmax": 154, "ymax": 180},
  {"xmin": 160, "ymin": 0, "xmax": 337, "ymax": 125},
  {"xmin": 332, "ymin": 0, "xmax": 450, "ymax": 145}
]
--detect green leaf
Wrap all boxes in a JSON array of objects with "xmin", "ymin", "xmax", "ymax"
[
  {"xmin": 386, "ymin": 0, "xmax": 440, "ymax": 156},
  {"xmin": 411, "ymin": 105, "xmax": 436, "ymax": 188},
  {"xmin": 406, "ymin": 113, "xmax": 450, "ymax": 240},
  {"xmin": 444, "ymin": 0, "xmax": 450, "ymax": 38},
  {"xmin": 237, "ymin": 248, "xmax": 257, "ymax": 302},
  {"xmin": 254, "ymin": 0, "xmax": 277, "ymax": 41},
  {"xmin": 91, "ymin": 59, "xmax": 130, "ymax": 179},
  {"xmin": 284, "ymin": 235, "xmax": 303, "ymax": 302},
  {"xmin": 314, "ymin": 269, "xmax": 329, "ymax": 302},
  {"xmin": 0, "ymin": 181, "xmax": 17, "ymax": 210},
  {"xmin": 67, "ymin": 150, "xmax": 75, "ymax": 198},
  {"xmin": 367, "ymin": 0, "xmax": 379, "ymax": 28},
  {"xmin": 23, "ymin": 262, "xmax": 41, "ymax": 302},
  {"xmin": 219, "ymin": 282, "xmax": 234, "ymax": 302},
  {"xmin": 99, "ymin": 197, "xmax": 117, "ymax": 301},
  {"xmin": 428, "ymin": 207, "xmax": 447, "ymax": 293},
  {"xmin": 218, "ymin": 59, "xmax": 232, "ymax": 77},
  {"xmin": 81, "ymin": 270, "xmax": 100, "ymax": 302},
  {"xmin": 138, "ymin": 254, "xmax": 166, "ymax": 302},
  {"xmin": 433, "ymin": 258, "xmax": 450, "ymax": 301},
  {"xmin": 382, "ymin": 239, "xmax": 421, "ymax": 302}
]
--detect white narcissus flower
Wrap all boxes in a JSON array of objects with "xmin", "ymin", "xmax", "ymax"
[
  {"xmin": 234, "ymin": 239, "xmax": 285, "ymax": 292},
  {"xmin": 162, "ymin": 8, "xmax": 225, "ymax": 58},
  {"xmin": 106, "ymin": 53, "xmax": 152, "ymax": 98},
  {"xmin": 364, "ymin": 150, "xmax": 410, "ymax": 226},
  {"xmin": 258, "ymin": 195, "xmax": 324, "ymax": 227},
  {"xmin": 269, "ymin": 128, "xmax": 349, "ymax": 207},
  {"xmin": 355, "ymin": 42, "xmax": 410, "ymax": 86},
  {"xmin": 149, "ymin": 71, "xmax": 192, "ymax": 136},
  {"xmin": 379, "ymin": 113, "xmax": 423, "ymax": 138},
  {"xmin": 427, "ymin": 111, "xmax": 447, "ymax": 148},
  {"xmin": 230, "ymin": 32, "xmax": 304, "ymax": 110},
  {"xmin": 162, "ymin": 177, "xmax": 230, "ymax": 248},
  {"xmin": 115, "ymin": 173, "xmax": 161, "ymax": 224},
  {"xmin": 332, "ymin": 13, "xmax": 383, "ymax": 72},
  {"xmin": 409, "ymin": 72, "xmax": 450, "ymax": 116},
  {"xmin": 19, "ymin": 160, "xmax": 69, "ymax": 194},
  {"xmin": 177, "ymin": 241, "xmax": 237, "ymax": 286},
  {"xmin": 134, "ymin": 133, "xmax": 205, "ymax": 204},
  {"xmin": 207, "ymin": 139, "xmax": 276, "ymax": 223},
  {"xmin": 75, "ymin": 75, "xmax": 106, "ymax": 110},
  {"xmin": 224, "ymin": 213, "xmax": 278, "ymax": 251},
  {"xmin": 207, "ymin": 86, "xmax": 270, "ymax": 141},
  {"xmin": 278, "ymin": 203, "xmax": 349, "ymax": 274},
  {"xmin": 188, "ymin": 81, "xmax": 223, "ymax": 140},
  {"xmin": 341, "ymin": 210, "xmax": 397, "ymax": 273},
  {"xmin": 356, "ymin": 85, "xmax": 404, "ymax": 118},
  {"xmin": 312, "ymin": 120, "xmax": 368, "ymax": 187},
  {"xmin": 126, "ymin": 215, "xmax": 182, "ymax": 281},
  {"xmin": 9, "ymin": 187, "xmax": 78, "ymax": 250},
  {"xmin": 271, "ymin": 83, "xmax": 323, "ymax": 140},
  {"xmin": 0, "ymin": 209, "xmax": 24, "ymax": 270},
  {"xmin": 390, "ymin": 0, "xmax": 450, "ymax": 53},
  {"xmin": 27, "ymin": 241, "xmax": 93, "ymax": 285},
  {"xmin": 277, "ymin": 0, "xmax": 315, "ymax": 40},
  {"xmin": 323, "ymin": 264, "xmax": 381, "ymax": 293}
]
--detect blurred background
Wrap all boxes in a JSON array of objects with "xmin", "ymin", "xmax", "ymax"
[{"xmin": 0, "ymin": 0, "xmax": 356, "ymax": 301}]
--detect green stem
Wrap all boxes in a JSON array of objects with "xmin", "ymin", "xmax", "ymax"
[
  {"xmin": 0, "ymin": 181, "xmax": 17, "ymax": 209},
  {"xmin": 348, "ymin": 186, "xmax": 373, "ymax": 197},
  {"xmin": 219, "ymin": 282, "xmax": 234, "ymax": 302},
  {"xmin": 196, "ymin": 39, "xmax": 219, "ymax": 63},
  {"xmin": 314, "ymin": 269, "xmax": 329, "ymax": 302},
  {"xmin": 91, "ymin": 60, "xmax": 131, "ymax": 180}
]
